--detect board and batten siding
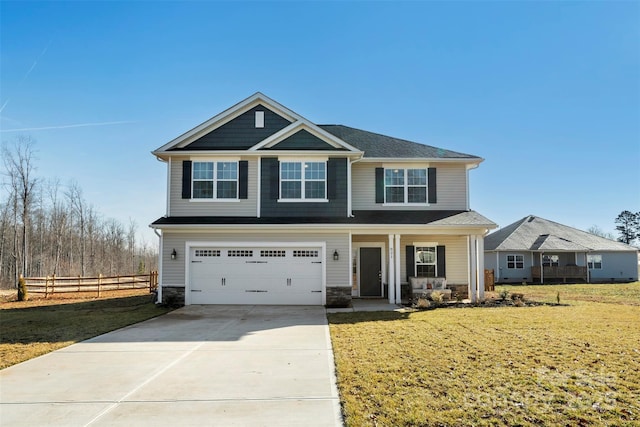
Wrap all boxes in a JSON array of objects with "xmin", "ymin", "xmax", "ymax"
[
  {"xmin": 400, "ymin": 235, "xmax": 469, "ymax": 285},
  {"xmin": 169, "ymin": 157, "xmax": 258, "ymax": 217},
  {"xmin": 161, "ymin": 231, "xmax": 350, "ymax": 287},
  {"xmin": 351, "ymin": 162, "xmax": 468, "ymax": 210}
]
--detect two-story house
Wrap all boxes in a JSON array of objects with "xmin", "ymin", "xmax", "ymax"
[{"xmin": 150, "ymin": 93, "xmax": 496, "ymax": 307}]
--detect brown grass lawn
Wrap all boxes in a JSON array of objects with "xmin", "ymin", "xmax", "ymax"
[
  {"xmin": 0, "ymin": 290, "xmax": 172, "ymax": 369},
  {"xmin": 328, "ymin": 282, "xmax": 640, "ymax": 426}
]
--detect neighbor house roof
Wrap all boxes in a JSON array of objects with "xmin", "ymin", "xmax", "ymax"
[
  {"xmin": 485, "ymin": 215, "xmax": 638, "ymax": 252},
  {"xmin": 319, "ymin": 125, "xmax": 481, "ymax": 160}
]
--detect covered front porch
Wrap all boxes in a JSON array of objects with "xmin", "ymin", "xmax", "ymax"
[
  {"xmin": 530, "ymin": 251, "xmax": 591, "ymax": 283},
  {"xmin": 350, "ymin": 231, "xmax": 487, "ymax": 304}
]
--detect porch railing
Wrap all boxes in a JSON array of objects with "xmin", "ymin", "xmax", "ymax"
[{"xmin": 531, "ymin": 266, "xmax": 588, "ymax": 283}]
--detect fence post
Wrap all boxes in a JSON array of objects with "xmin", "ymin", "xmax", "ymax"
[
  {"xmin": 78, "ymin": 275, "xmax": 81, "ymax": 292},
  {"xmin": 98, "ymin": 274, "xmax": 102, "ymax": 298},
  {"xmin": 45, "ymin": 276, "xmax": 49, "ymax": 298},
  {"xmin": 52, "ymin": 274, "xmax": 55, "ymax": 295},
  {"xmin": 117, "ymin": 275, "xmax": 120, "ymax": 290}
]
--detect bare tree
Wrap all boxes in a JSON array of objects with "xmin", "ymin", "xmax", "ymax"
[
  {"xmin": 587, "ymin": 225, "xmax": 615, "ymax": 240},
  {"xmin": 2, "ymin": 136, "xmax": 39, "ymax": 280},
  {"xmin": 0, "ymin": 136, "xmax": 158, "ymax": 287},
  {"xmin": 67, "ymin": 181, "xmax": 87, "ymax": 276}
]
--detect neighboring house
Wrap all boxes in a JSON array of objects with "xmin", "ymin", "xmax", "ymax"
[
  {"xmin": 485, "ymin": 215, "xmax": 639, "ymax": 284},
  {"xmin": 150, "ymin": 93, "xmax": 496, "ymax": 306}
]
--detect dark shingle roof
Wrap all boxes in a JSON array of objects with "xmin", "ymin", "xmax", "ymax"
[
  {"xmin": 151, "ymin": 210, "xmax": 494, "ymax": 227},
  {"xmin": 319, "ymin": 124, "xmax": 480, "ymax": 159},
  {"xmin": 485, "ymin": 215, "xmax": 638, "ymax": 252}
]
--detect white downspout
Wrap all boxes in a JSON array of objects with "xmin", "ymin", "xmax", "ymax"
[
  {"xmin": 166, "ymin": 158, "xmax": 171, "ymax": 216},
  {"xmin": 348, "ymin": 154, "xmax": 364, "ymax": 217},
  {"xmin": 257, "ymin": 158, "xmax": 261, "ymax": 218}
]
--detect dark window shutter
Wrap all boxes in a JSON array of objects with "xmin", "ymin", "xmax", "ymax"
[
  {"xmin": 239, "ymin": 161, "xmax": 248, "ymax": 199},
  {"xmin": 327, "ymin": 159, "xmax": 337, "ymax": 200},
  {"xmin": 406, "ymin": 245, "xmax": 415, "ymax": 281},
  {"xmin": 270, "ymin": 159, "xmax": 279, "ymax": 200},
  {"xmin": 375, "ymin": 167, "xmax": 384, "ymax": 203},
  {"xmin": 437, "ymin": 245, "xmax": 446, "ymax": 277},
  {"xmin": 182, "ymin": 161, "xmax": 192, "ymax": 199},
  {"xmin": 428, "ymin": 168, "xmax": 437, "ymax": 204}
]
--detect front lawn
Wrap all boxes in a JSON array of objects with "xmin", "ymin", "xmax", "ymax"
[
  {"xmin": 0, "ymin": 293, "xmax": 172, "ymax": 369},
  {"xmin": 328, "ymin": 283, "xmax": 640, "ymax": 426}
]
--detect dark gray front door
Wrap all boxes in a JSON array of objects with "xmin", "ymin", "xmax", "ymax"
[{"xmin": 360, "ymin": 247, "xmax": 382, "ymax": 297}]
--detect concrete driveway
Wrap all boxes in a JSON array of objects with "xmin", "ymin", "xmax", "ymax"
[{"xmin": 0, "ymin": 305, "xmax": 343, "ymax": 426}]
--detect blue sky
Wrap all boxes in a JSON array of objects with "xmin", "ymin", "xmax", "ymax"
[{"xmin": 1, "ymin": 1, "xmax": 639, "ymax": 246}]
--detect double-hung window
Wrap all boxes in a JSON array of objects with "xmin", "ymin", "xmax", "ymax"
[
  {"xmin": 507, "ymin": 254, "xmax": 524, "ymax": 269},
  {"xmin": 192, "ymin": 161, "xmax": 238, "ymax": 199},
  {"xmin": 542, "ymin": 255, "xmax": 559, "ymax": 267},
  {"xmin": 384, "ymin": 168, "xmax": 427, "ymax": 204},
  {"xmin": 415, "ymin": 246, "xmax": 437, "ymax": 277},
  {"xmin": 280, "ymin": 161, "xmax": 326, "ymax": 201},
  {"xmin": 587, "ymin": 254, "xmax": 602, "ymax": 269}
]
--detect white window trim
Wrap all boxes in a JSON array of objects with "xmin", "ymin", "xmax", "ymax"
[
  {"xmin": 278, "ymin": 159, "xmax": 328, "ymax": 202},
  {"xmin": 506, "ymin": 254, "xmax": 524, "ymax": 269},
  {"xmin": 587, "ymin": 254, "xmax": 603, "ymax": 269},
  {"xmin": 414, "ymin": 244, "xmax": 438, "ymax": 277},
  {"xmin": 191, "ymin": 160, "xmax": 240, "ymax": 201},
  {"xmin": 383, "ymin": 167, "xmax": 429, "ymax": 206}
]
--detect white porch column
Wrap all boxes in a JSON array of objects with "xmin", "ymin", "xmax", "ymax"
[
  {"xmin": 388, "ymin": 234, "xmax": 395, "ymax": 304},
  {"xmin": 477, "ymin": 235, "xmax": 485, "ymax": 300},
  {"xmin": 469, "ymin": 235, "xmax": 478, "ymax": 303},
  {"xmin": 394, "ymin": 234, "xmax": 401, "ymax": 304}
]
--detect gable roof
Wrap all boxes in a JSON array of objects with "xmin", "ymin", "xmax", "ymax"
[
  {"xmin": 485, "ymin": 215, "xmax": 638, "ymax": 252},
  {"xmin": 319, "ymin": 125, "xmax": 481, "ymax": 160},
  {"xmin": 153, "ymin": 92, "xmax": 360, "ymax": 156},
  {"xmin": 153, "ymin": 93, "xmax": 482, "ymax": 162}
]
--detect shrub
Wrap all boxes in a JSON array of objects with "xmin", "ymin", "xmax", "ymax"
[
  {"xmin": 499, "ymin": 289, "xmax": 509, "ymax": 300},
  {"xmin": 17, "ymin": 276, "xmax": 28, "ymax": 301},
  {"xmin": 430, "ymin": 290, "xmax": 445, "ymax": 304},
  {"xmin": 415, "ymin": 297, "xmax": 431, "ymax": 309}
]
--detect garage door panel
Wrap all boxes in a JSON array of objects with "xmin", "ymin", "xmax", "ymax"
[{"xmin": 188, "ymin": 246, "xmax": 323, "ymax": 305}]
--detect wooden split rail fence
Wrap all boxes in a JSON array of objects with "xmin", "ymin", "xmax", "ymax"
[{"xmin": 24, "ymin": 271, "xmax": 158, "ymax": 298}]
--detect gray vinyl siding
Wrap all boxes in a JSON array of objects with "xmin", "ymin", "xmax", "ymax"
[
  {"xmin": 351, "ymin": 162, "xmax": 468, "ymax": 210},
  {"xmin": 260, "ymin": 157, "xmax": 348, "ymax": 217},
  {"xmin": 161, "ymin": 231, "xmax": 350, "ymax": 287},
  {"xmin": 169, "ymin": 157, "xmax": 257, "ymax": 217},
  {"xmin": 589, "ymin": 252, "xmax": 639, "ymax": 282},
  {"xmin": 399, "ymin": 235, "xmax": 469, "ymax": 285},
  {"xmin": 494, "ymin": 251, "xmax": 533, "ymax": 283},
  {"xmin": 183, "ymin": 105, "xmax": 291, "ymax": 150}
]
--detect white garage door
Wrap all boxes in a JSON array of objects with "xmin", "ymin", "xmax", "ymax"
[{"xmin": 188, "ymin": 246, "xmax": 323, "ymax": 305}]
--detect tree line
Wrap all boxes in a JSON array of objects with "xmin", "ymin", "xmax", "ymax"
[
  {"xmin": 588, "ymin": 210, "xmax": 640, "ymax": 247},
  {"xmin": 1, "ymin": 136, "xmax": 157, "ymax": 288}
]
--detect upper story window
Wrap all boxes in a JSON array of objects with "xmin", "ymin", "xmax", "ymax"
[
  {"xmin": 280, "ymin": 161, "xmax": 327, "ymax": 201},
  {"xmin": 384, "ymin": 168, "xmax": 427, "ymax": 204},
  {"xmin": 587, "ymin": 254, "xmax": 602, "ymax": 269},
  {"xmin": 507, "ymin": 254, "xmax": 524, "ymax": 269},
  {"xmin": 192, "ymin": 161, "xmax": 238, "ymax": 199}
]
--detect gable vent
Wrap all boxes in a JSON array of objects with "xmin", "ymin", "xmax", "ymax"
[{"xmin": 255, "ymin": 111, "xmax": 265, "ymax": 128}]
